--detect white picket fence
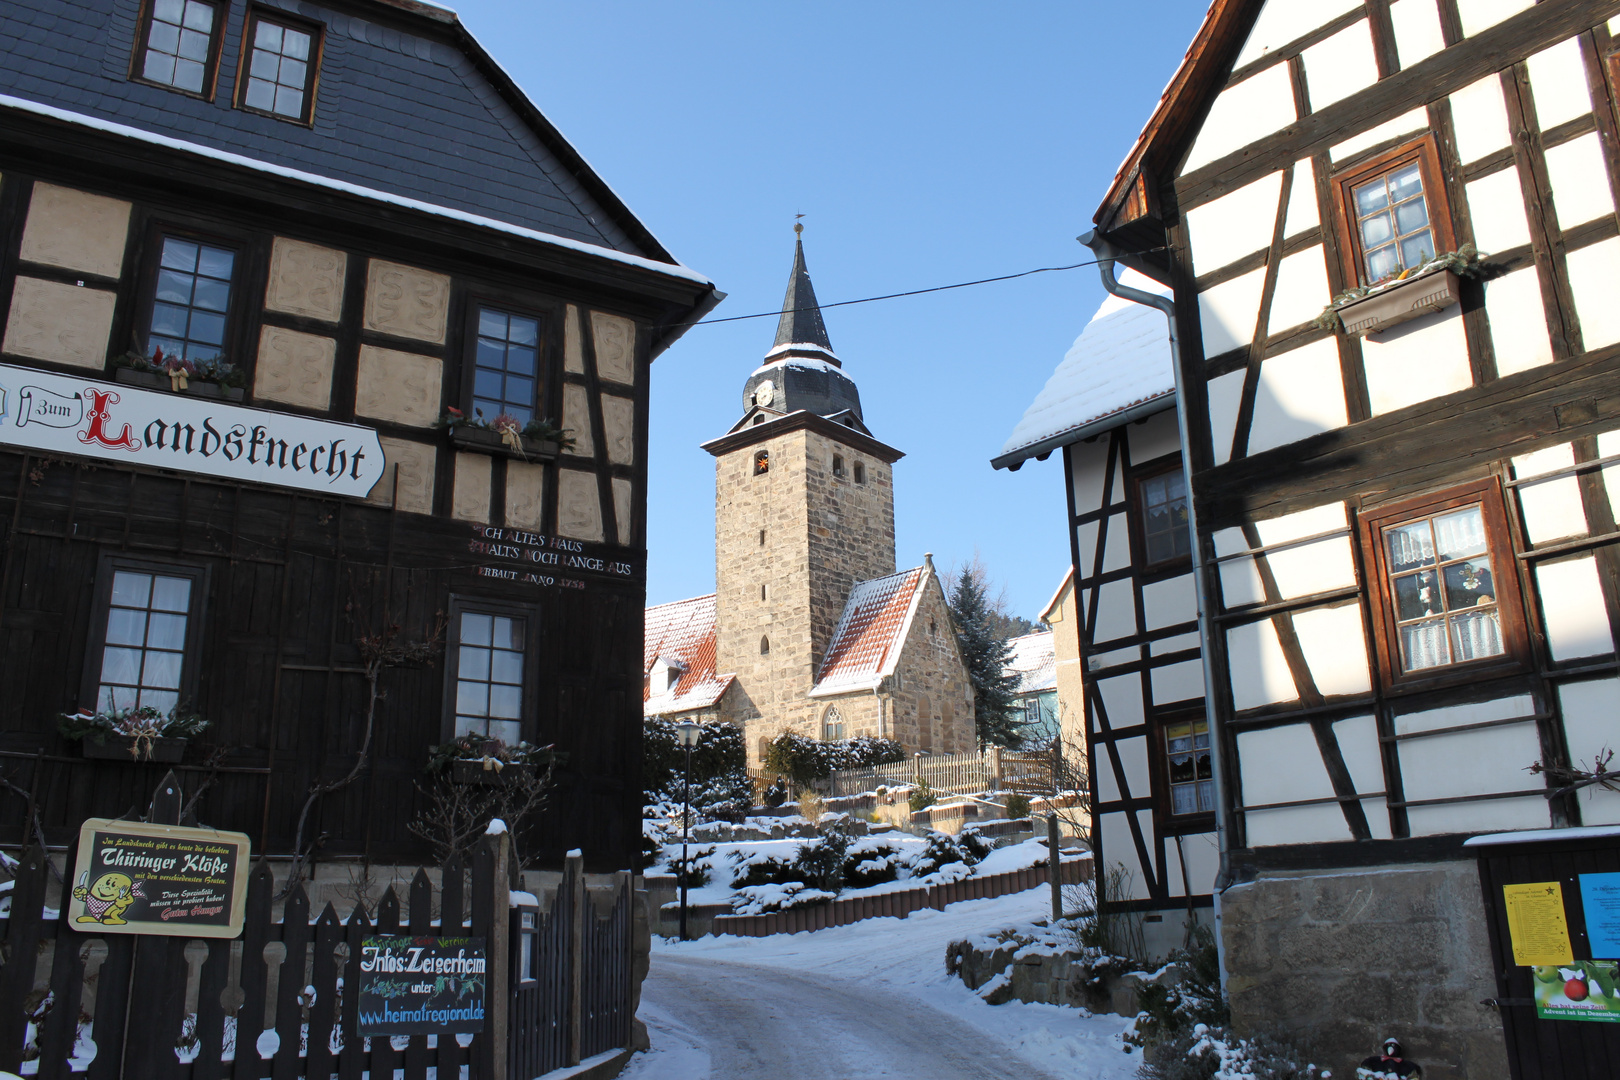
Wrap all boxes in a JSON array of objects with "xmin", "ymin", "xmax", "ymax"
[{"xmin": 826, "ymin": 747, "xmax": 1059, "ymax": 798}]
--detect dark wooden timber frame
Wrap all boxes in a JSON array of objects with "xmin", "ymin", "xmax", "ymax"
[
  {"xmin": 1359, "ymin": 478, "xmax": 1533, "ymax": 695},
  {"xmin": 128, "ymin": 0, "xmax": 230, "ymax": 103},
  {"xmin": 233, "ymin": 4, "xmax": 327, "ymax": 127},
  {"xmin": 1329, "ymin": 135, "xmax": 1456, "ymax": 287}
]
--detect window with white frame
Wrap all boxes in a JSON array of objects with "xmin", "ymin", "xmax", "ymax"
[
  {"xmin": 822, "ymin": 707, "xmax": 845, "ymax": 741},
  {"xmin": 239, "ymin": 10, "xmax": 321, "ymax": 122},
  {"xmin": 453, "ymin": 611, "xmax": 526, "ymax": 744},
  {"xmin": 94, "ymin": 567, "xmax": 197, "ymax": 715},
  {"xmin": 1165, "ymin": 717, "xmax": 1214, "ymax": 816},
  {"xmin": 136, "ymin": 0, "xmax": 223, "ymax": 95}
]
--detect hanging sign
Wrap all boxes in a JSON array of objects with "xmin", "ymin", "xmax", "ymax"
[
  {"xmin": 1504, "ymin": 881, "xmax": 1574, "ymax": 966},
  {"xmin": 67, "ymin": 818, "xmax": 251, "ymax": 938},
  {"xmin": 357, "ymin": 935, "xmax": 488, "ymax": 1035},
  {"xmin": 1581, "ymin": 872, "xmax": 1620, "ymax": 958},
  {"xmin": 1532, "ymin": 960, "xmax": 1620, "ymax": 1023},
  {"xmin": 0, "ymin": 362, "xmax": 385, "ymax": 498}
]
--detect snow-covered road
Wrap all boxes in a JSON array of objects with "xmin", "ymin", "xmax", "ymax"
[{"xmin": 621, "ymin": 887, "xmax": 1141, "ymax": 1080}]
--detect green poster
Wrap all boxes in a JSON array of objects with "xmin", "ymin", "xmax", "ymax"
[{"xmin": 1533, "ymin": 960, "xmax": 1620, "ymax": 1022}]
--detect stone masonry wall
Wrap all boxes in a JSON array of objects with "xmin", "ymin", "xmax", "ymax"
[
  {"xmin": 885, "ymin": 574, "xmax": 976, "ymax": 755},
  {"xmin": 802, "ymin": 428, "xmax": 895, "ymax": 673},
  {"xmin": 1221, "ymin": 860, "xmax": 1508, "ymax": 1080}
]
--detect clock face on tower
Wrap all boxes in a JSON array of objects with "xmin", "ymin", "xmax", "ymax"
[{"xmin": 755, "ymin": 379, "xmax": 775, "ymax": 407}]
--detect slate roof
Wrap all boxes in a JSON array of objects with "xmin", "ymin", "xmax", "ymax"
[
  {"xmin": 1005, "ymin": 631, "xmax": 1056, "ymax": 696},
  {"xmin": 993, "ymin": 268, "xmax": 1174, "ymax": 470},
  {"xmin": 643, "ymin": 594, "xmax": 734, "ymax": 716},
  {"xmin": 769, "ymin": 235, "xmax": 838, "ymax": 361},
  {"xmin": 810, "ymin": 567, "xmax": 926, "ymax": 698},
  {"xmin": 1, "ymin": 0, "xmax": 673, "ymax": 261}
]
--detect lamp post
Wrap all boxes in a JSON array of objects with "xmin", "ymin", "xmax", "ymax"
[{"xmin": 675, "ymin": 719, "xmax": 702, "ymax": 941}]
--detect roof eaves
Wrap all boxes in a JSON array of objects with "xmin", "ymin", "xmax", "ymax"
[
  {"xmin": 991, "ymin": 391, "xmax": 1175, "ymax": 472},
  {"xmin": 1038, "ymin": 567, "xmax": 1074, "ymax": 623}
]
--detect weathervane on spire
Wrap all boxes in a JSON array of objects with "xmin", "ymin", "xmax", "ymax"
[{"xmin": 794, "ymin": 213, "xmax": 805, "ymax": 237}]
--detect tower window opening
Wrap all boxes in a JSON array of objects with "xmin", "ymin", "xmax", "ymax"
[
  {"xmin": 760, "ymin": 635, "xmax": 770, "ymax": 655},
  {"xmin": 832, "ymin": 454, "xmax": 845, "ymax": 478},
  {"xmin": 760, "ymin": 584, "xmax": 767, "ymax": 601},
  {"xmin": 753, "ymin": 415, "xmax": 765, "ymax": 425},
  {"xmin": 759, "ymin": 529, "xmax": 766, "ymax": 546},
  {"xmin": 854, "ymin": 462, "xmax": 866, "ymax": 484},
  {"xmin": 753, "ymin": 450, "xmax": 769, "ymax": 475}
]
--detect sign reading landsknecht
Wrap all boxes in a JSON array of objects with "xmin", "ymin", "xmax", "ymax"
[
  {"xmin": 0, "ymin": 362, "xmax": 385, "ymax": 498},
  {"xmin": 67, "ymin": 818, "xmax": 251, "ymax": 938},
  {"xmin": 357, "ymin": 936, "xmax": 488, "ymax": 1035}
]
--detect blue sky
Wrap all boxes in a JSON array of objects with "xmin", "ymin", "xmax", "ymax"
[{"xmin": 452, "ymin": 1, "xmax": 1208, "ymax": 620}]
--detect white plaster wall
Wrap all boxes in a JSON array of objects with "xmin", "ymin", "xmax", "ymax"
[
  {"xmin": 1396, "ymin": 693, "xmax": 1535, "ymax": 735},
  {"xmin": 1526, "ymin": 37, "xmax": 1593, "ymax": 131},
  {"xmin": 1536, "ymin": 557, "xmax": 1613, "ymax": 660},
  {"xmin": 1180, "ymin": 831, "xmax": 1220, "ymax": 895},
  {"xmin": 1249, "ymin": 338, "xmax": 1349, "ymax": 454},
  {"xmin": 1096, "ymin": 742, "xmax": 1122, "ymax": 802},
  {"xmin": 1467, "ymin": 167, "xmax": 1532, "ymax": 253},
  {"xmin": 1238, "ymin": 723, "xmax": 1335, "ymax": 804},
  {"xmin": 1362, "ymin": 308, "xmax": 1471, "ymax": 416},
  {"xmin": 1182, "ymin": 64, "xmax": 1298, "ymax": 176},
  {"xmin": 1094, "ymin": 578, "xmax": 1139, "ymax": 644},
  {"xmin": 1565, "ymin": 237, "xmax": 1620, "ymax": 350},
  {"xmin": 1544, "ymin": 133, "xmax": 1614, "ymax": 229},
  {"xmin": 1227, "ymin": 618, "xmax": 1299, "ymax": 711},
  {"xmin": 1187, "ymin": 172, "xmax": 1284, "ymax": 277},
  {"xmin": 1130, "ymin": 409, "xmax": 1182, "ymax": 465},
  {"xmin": 1331, "ymin": 108, "xmax": 1428, "ymax": 162},
  {"xmin": 1335, "ymin": 714, "xmax": 1395, "ymax": 839},
  {"xmin": 1097, "ymin": 672, "xmax": 1145, "ymax": 730},
  {"xmin": 1101, "ymin": 513, "xmax": 1133, "ymax": 573},
  {"xmin": 1266, "ymin": 536, "xmax": 1358, "ymax": 599},
  {"xmin": 1067, "ymin": 437, "xmax": 1109, "ymax": 515},
  {"xmin": 1254, "ymin": 502, "xmax": 1348, "ymax": 546},
  {"xmin": 1075, "ymin": 520, "xmax": 1099, "ymax": 579},
  {"xmin": 1114, "ymin": 735, "xmax": 1153, "ymax": 803},
  {"xmin": 1213, "ymin": 527, "xmax": 1248, "ymax": 559},
  {"xmin": 1390, "ymin": 0, "xmax": 1446, "ymax": 69},
  {"xmin": 1456, "ymin": 0, "xmax": 1534, "ymax": 38},
  {"xmin": 1219, "ymin": 555, "xmax": 1267, "ymax": 609},
  {"xmin": 1513, "ymin": 443, "xmax": 1588, "ymax": 545},
  {"xmin": 1233, "ymin": 0, "xmax": 1364, "ymax": 69},
  {"xmin": 1247, "ymin": 803, "xmax": 1352, "ymax": 847},
  {"xmin": 1406, "ymin": 796, "xmax": 1548, "ymax": 836},
  {"xmin": 1199, "ymin": 268, "xmax": 1266, "ymax": 358},
  {"xmin": 1301, "ymin": 20, "xmax": 1379, "ymax": 111},
  {"xmin": 1601, "ymin": 429, "xmax": 1620, "ymax": 525},
  {"xmin": 1088, "ymin": 645, "xmax": 1142, "ymax": 674},
  {"xmin": 1206, "ymin": 370, "xmax": 1246, "ymax": 467},
  {"xmin": 1449, "ymin": 75, "xmax": 1512, "ymax": 165},
  {"xmin": 1292, "ymin": 602, "xmax": 1373, "ymax": 697},
  {"xmin": 1267, "ymin": 246, "xmax": 1332, "ymax": 335},
  {"xmin": 1486, "ymin": 266, "xmax": 1554, "ymax": 376},
  {"xmin": 1559, "ymin": 679, "xmax": 1620, "ymax": 825},
  {"xmin": 1152, "ymin": 632, "xmax": 1201, "ymax": 656},
  {"xmin": 1144, "ymin": 574, "xmax": 1197, "ymax": 631},
  {"xmin": 1099, "ymin": 812, "xmax": 1151, "ymax": 898},
  {"xmin": 1151, "ymin": 660, "xmax": 1205, "ymax": 705},
  {"xmin": 1398, "ymin": 720, "xmax": 1543, "ymax": 800},
  {"xmin": 1284, "ymin": 159, "xmax": 1319, "ymax": 238}
]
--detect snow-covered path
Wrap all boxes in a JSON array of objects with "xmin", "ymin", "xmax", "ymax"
[{"xmin": 621, "ymin": 887, "xmax": 1141, "ymax": 1080}]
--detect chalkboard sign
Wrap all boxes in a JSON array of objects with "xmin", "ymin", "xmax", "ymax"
[
  {"xmin": 358, "ymin": 936, "xmax": 488, "ymax": 1035},
  {"xmin": 67, "ymin": 818, "xmax": 251, "ymax": 938}
]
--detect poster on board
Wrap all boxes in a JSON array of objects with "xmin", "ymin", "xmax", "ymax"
[
  {"xmin": 1532, "ymin": 960, "xmax": 1620, "ymax": 1022},
  {"xmin": 1503, "ymin": 881, "xmax": 1574, "ymax": 967},
  {"xmin": 67, "ymin": 818, "xmax": 251, "ymax": 937},
  {"xmin": 357, "ymin": 936, "xmax": 487, "ymax": 1035}
]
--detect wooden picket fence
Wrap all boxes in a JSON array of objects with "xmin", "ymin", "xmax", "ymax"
[
  {"xmin": 825, "ymin": 746, "xmax": 1062, "ymax": 799},
  {"xmin": 710, "ymin": 856, "xmax": 1092, "ymax": 937}
]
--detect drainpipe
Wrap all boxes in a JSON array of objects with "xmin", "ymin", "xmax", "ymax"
[{"xmin": 1078, "ymin": 230, "xmax": 1233, "ymax": 983}]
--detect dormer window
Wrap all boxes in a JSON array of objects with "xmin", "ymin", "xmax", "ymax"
[
  {"xmin": 238, "ymin": 10, "xmax": 322, "ymax": 123},
  {"xmin": 649, "ymin": 656, "xmax": 685, "ymax": 694},
  {"xmin": 135, "ymin": 0, "xmax": 225, "ymax": 97}
]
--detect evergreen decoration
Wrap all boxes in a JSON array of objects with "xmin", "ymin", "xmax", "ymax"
[{"xmin": 947, "ymin": 562, "xmax": 1023, "ymax": 749}]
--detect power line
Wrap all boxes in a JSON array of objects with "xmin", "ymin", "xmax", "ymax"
[{"xmin": 676, "ymin": 250, "xmax": 1165, "ymax": 330}]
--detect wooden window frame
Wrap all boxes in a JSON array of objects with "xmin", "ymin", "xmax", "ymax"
[
  {"xmin": 130, "ymin": 0, "xmax": 228, "ymax": 100},
  {"xmin": 440, "ymin": 594, "xmax": 541, "ymax": 743},
  {"xmin": 1359, "ymin": 477, "xmax": 1532, "ymax": 695},
  {"xmin": 1128, "ymin": 454, "xmax": 1192, "ymax": 573},
  {"xmin": 128, "ymin": 219, "xmax": 257, "ymax": 379},
  {"xmin": 1330, "ymin": 135, "xmax": 1455, "ymax": 288},
  {"xmin": 234, "ymin": 6, "xmax": 326, "ymax": 126},
  {"xmin": 1147, "ymin": 707, "xmax": 1216, "ymax": 836},
  {"xmin": 79, "ymin": 554, "xmax": 210, "ymax": 714},
  {"xmin": 460, "ymin": 298, "xmax": 550, "ymax": 429}
]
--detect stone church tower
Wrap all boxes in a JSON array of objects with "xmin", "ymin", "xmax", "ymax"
[{"xmin": 644, "ymin": 235, "xmax": 976, "ymax": 766}]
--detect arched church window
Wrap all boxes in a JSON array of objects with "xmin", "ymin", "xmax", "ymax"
[
  {"xmin": 822, "ymin": 707, "xmax": 845, "ymax": 741},
  {"xmin": 754, "ymin": 450, "xmax": 769, "ymax": 475},
  {"xmin": 832, "ymin": 454, "xmax": 845, "ymax": 478},
  {"xmin": 854, "ymin": 462, "xmax": 866, "ymax": 484},
  {"xmin": 760, "ymin": 635, "xmax": 770, "ymax": 655}
]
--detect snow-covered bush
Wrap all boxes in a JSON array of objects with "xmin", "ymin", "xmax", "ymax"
[
  {"xmin": 909, "ymin": 779, "xmax": 939, "ymax": 813},
  {"xmin": 761, "ymin": 732, "xmax": 905, "ymax": 785},
  {"xmin": 1126, "ymin": 926, "xmax": 1228, "ymax": 1053},
  {"xmin": 957, "ymin": 825, "xmax": 994, "ymax": 864},
  {"xmin": 729, "ymin": 850, "xmax": 807, "ymax": 889},
  {"xmin": 761, "ymin": 775, "xmax": 788, "ymax": 808},
  {"xmin": 844, "ymin": 838, "xmax": 907, "ymax": 887},
  {"xmin": 731, "ymin": 882, "xmax": 837, "ymax": 915},
  {"xmin": 1139, "ymin": 1024, "xmax": 1329, "ymax": 1080},
  {"xmin": 666, "ymin": 845, "xmax": 715, "ymax": 888},
  {"xmin": 912, "ymin": 830, "xmax": 972, "ymax": 879},
  {"xmin": 793, "ymin": 819, "xmax": 854, "ymax": 890},
  {"xmin": 643, "ymin": 719, "xmax": 751, "ymax": 822}
]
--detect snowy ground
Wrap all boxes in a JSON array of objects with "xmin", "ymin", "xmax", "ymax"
[{"xmin": 624, "ymin": 886, "xmax": 1140, "ymax": 1080}]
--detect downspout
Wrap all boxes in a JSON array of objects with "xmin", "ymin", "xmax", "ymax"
[{"xmin": 1079, "ymin": 229, "xmax": 1233, "ymax": 981}]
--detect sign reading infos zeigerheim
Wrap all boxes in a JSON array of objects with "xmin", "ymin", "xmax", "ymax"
[{"xmin": 0, "ymin": 363, "xmax": 385, "ymax": 498}]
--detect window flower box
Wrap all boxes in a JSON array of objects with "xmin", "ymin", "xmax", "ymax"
[
  {"xmin": 79, "ymin": 734, "xmax": 188, "ymax": 763},
  {"xmin": 115, "ymin": 366, "xmax": 246, "ymax": 403},
  {"xmin": 1335, "ymin": 267, "xmax": 1461, "ymax": 337},
  {"xmin": 446, "ymin": 424, "xmax": 560, "ymax": 462},
  {"xmin": 450, "ymin": 758, "xmax": 538, "ymax": 786},
  {"xmin": 59, "ymin": 704, "xmax": 209, "ymax": 763}
]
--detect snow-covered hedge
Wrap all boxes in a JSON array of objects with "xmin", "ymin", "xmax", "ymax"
[{"xmin": 761, "ymin": 732, "xmax": 905, "ymax": 784}]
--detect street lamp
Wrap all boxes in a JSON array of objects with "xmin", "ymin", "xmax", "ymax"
[{"xmin": 675, "ymin": 719, "xmax": 702, "ymax": 941}]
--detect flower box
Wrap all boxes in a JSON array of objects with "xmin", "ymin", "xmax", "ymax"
[
  {"xmin": 115, "ymin": 366, "xmax": 246, "ymax": 402},
  {"xmin": 450, "ymin": 758, "xmax": 537, "ymax": 786},
  {"xmin": 446, "ymin": 425, "xmax": 560, "ymax": 462},
  {"xmin": 80, "ymin": 734, "xmax": 188, "ymax": 763},
  {"xmin": 1335, "ymin": 268, "xmax": 1461, "ymax": 337}
]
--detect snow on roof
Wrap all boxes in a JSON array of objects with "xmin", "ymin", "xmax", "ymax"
[
  {"xmin": 1004, "ymin": 632, "xmax": 1056, "ymax": 696},
  {"xmin": 996, "ymin": 268, "xmax": 1174, "ymax": 466},
  {"xmin": 0, "ymin": 94, "xmax": 711, "ymax": 288},
  {"xmin": 810, "ymin": 568, "xmax": 927, "ymax": 697},
  {"xmin": 1038, "ymin": 568, "xmax": 1074, "ymax": 624},
  {"xmin": 750, "ymin": 356, "xmax": 843, "ymax": 378},
  {"xmin": 763, "ymin": 342, "xmax": 840, "ymax": 363},
  {"xmin": 1462, "ymin": 824, "xmax": 1620, "ymax": 848},
  {"xmin": 643, "ymin": 594, "xmax": 734, "ymax": 716}
]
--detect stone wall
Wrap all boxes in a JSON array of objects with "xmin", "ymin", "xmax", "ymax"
[
  {"xmin": 1220, "ymin": 860, "xmax": 1508, "ymax": 1080},
  {"xmin": 885, "ymin": 573, "xmax": 976, "ymax": 755}
]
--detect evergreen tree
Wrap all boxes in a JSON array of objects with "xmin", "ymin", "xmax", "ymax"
[{"xmin": 947, "ymin": 562, "xmax": 1023, "ymax": 749}]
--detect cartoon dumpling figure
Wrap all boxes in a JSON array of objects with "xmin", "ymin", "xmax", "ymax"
[{"xmin": 73, "ymin": 871, "xmax": 145, "ymax": 924}]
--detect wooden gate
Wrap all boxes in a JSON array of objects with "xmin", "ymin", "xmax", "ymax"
[{"xmin": 1473, "ymin": 829, "xmax": 1620, "ymax": 1079}]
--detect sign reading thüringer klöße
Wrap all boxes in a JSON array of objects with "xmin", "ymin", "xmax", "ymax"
[
  {"xmin": 0, "ymin": 362, "xmax": 385, "ymax": 498},
  {"xmin": 67, "ymin": 818, "xmax": 251, "ymax": 937},
  {"xmin": 358, "ymin": 936, "xmax": 488, "ymax": 1035}
]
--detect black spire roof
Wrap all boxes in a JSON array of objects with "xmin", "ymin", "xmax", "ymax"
[{"xmin": 769, "ymin": 236, "xmax": 838, "ymax": 364}]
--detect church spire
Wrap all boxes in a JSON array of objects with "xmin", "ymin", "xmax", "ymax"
[{"xmin": 768, "ymin": 226, "xmax": 838, "ymax": 365}]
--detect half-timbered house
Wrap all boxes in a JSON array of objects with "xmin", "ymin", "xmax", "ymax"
[
  {"xmin": 1003, "ymin": 0, "xmax": 1620, "ymax": 1072},
  {"xmin": 0, "ymin": 0, "xmax": 718, "ymax": 884}
]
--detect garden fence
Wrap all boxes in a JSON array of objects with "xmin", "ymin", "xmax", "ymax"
[{"xmin": 825, "ymin": 746, "xmax": 1061, "ymax": 799}]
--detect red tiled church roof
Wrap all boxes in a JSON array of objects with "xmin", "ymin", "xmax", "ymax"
[
  {"xmin": 811, "ymin": 567, "xmax": 926, "ymax": 697},
  {"xmin": 643, "ymin": 593, "xmax": 733, "ymax": 715}
]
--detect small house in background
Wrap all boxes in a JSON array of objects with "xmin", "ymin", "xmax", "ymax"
[
  {"xmin": 1037, "ymin": 568, "xmax": 1088, "ymax": 757},
  {"xmin": 1003, "ymin": 630, "xmax": 1058, "ymax": 747}
]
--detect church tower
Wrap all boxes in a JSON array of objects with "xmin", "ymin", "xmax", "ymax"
[{"xmin": 701, "ymin": 233, "xmax": 904, "ymax": 752}]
